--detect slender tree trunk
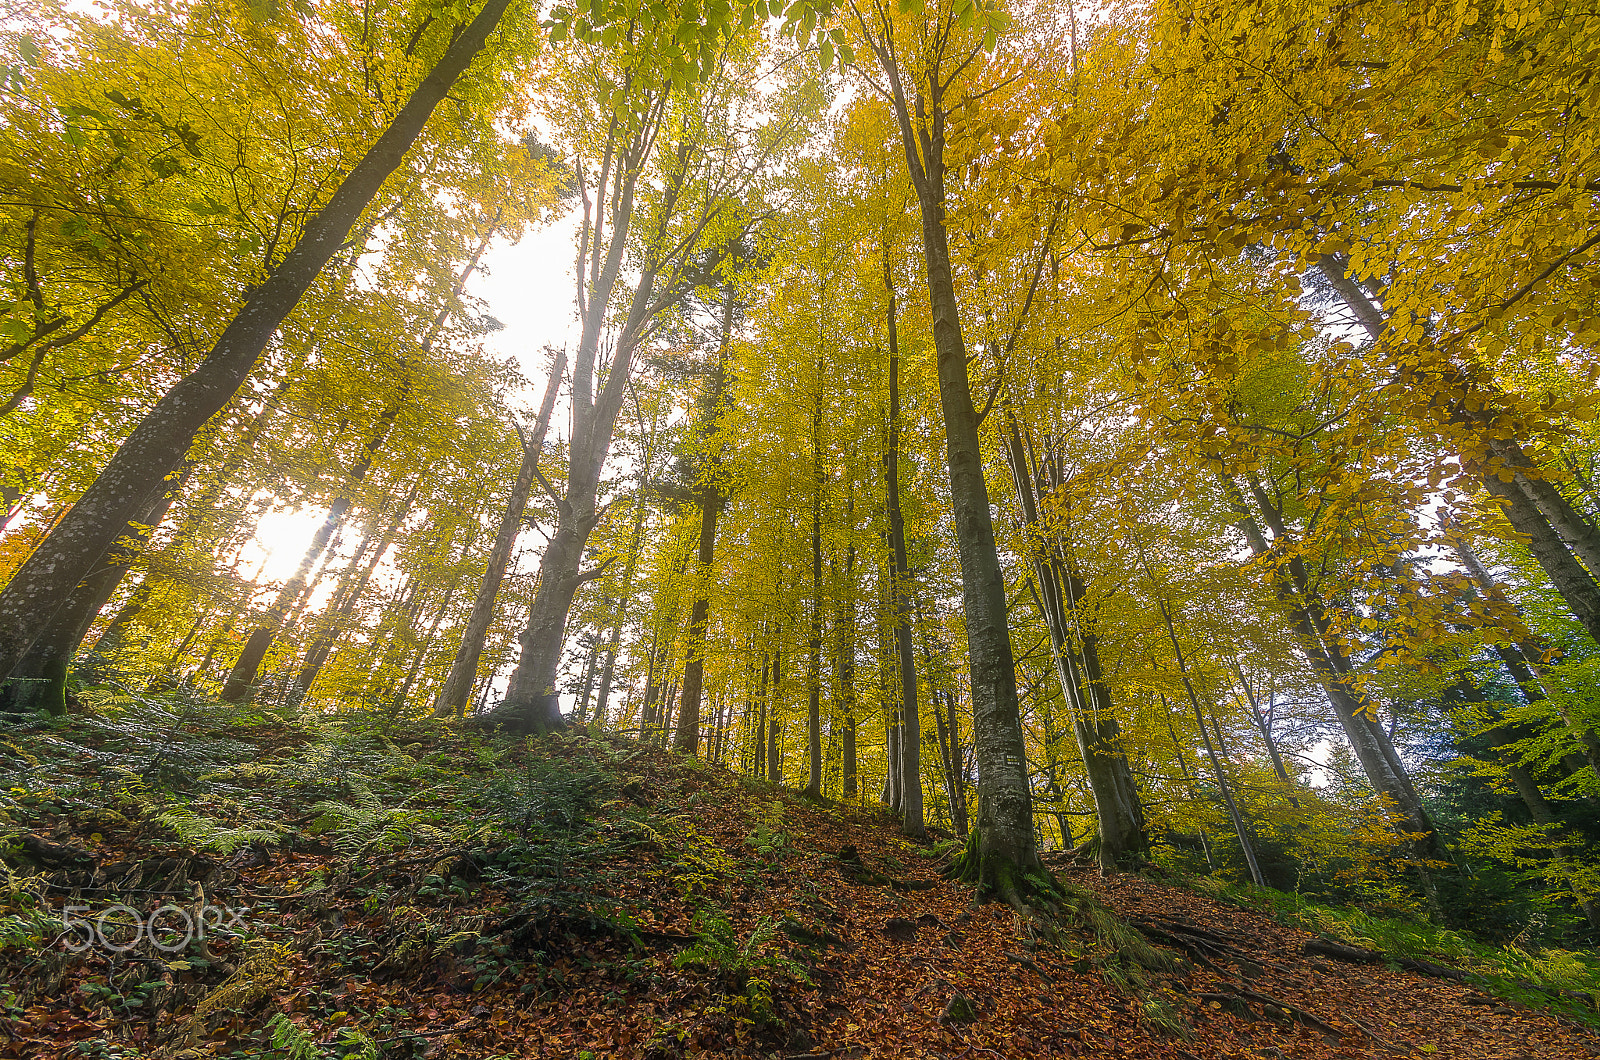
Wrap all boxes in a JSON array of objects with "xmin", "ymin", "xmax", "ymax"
[
  {"xmin": 222, "ymin": 366, "xmax": 412, "ymax": 701},
  {"xmin": 0, "ymin": 0, "xmax": 517, "ymax": 688},
  {"xmin": 675, "ymin": 290, "xmax": 736, "ymax": 753},
  {"xmin": 433, "ymin": 351, "xmax": 565, "ymax": 716},
  {"xmin": 1219, "ymin": 470, "xmax": 1451, "ymax": 908},
  {"xmin": 293, "ymin": 491, "xmax": 412, "ymax": 698},
  {"xmin": 593, "ymin": 454, "xmax": 655, "ymax": 728},
  {"xmin": 389, "ymin": 556, "xmax": 471, "ymax": 715},
  {"xmin": 1451, "ymin": 678, "xmax": 1600, "ymax": 930},
  {"xmin": 806, "ymin": 384, "xmax": 825, "ymax": 796},
  {"xmin": 881, "ymin": 254, "xmax": 925, "ymax": 835},
  {"xmin": 1453, "ymin": 534, "xmax": 1600, "ymax": 775},
  {"xmin": 768, "ymin": 642, "xmax": 782, "ymax": 784},
  {"xmin": 1144, "ymin": 570, "xmax": 1266, "ymax": 888},
  {"xmin": 1232, "ymin": 662, "xmax": 1301, "ymax": 807},
  {"xmin": 1003, "ymin": 415, "xmax": 1144, "ymax": 869},
  {"xmin": 673, "ymin": 489, "xmax": 722, "ymax": 754},
  {"xmin": 835, "ymin": 514, "xmax": 859, "ymax": 798},
  {"xmin": 754, "ymin": 649, "xmax": 769, "ymax": 779}
]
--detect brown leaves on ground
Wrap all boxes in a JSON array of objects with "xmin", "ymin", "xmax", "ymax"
[{"xmin": 1, "ymin": 733, "xmax": 1596, "ymax": 1059}]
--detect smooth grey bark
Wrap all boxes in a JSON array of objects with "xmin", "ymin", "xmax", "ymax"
[
  {"xmin": 865, "ymin": 31, "xmax": 1037, "ymax": 884},
  {"xmin": 498, "ymin": 71, "xmax": 762, "ymax": 732},
  {"xmin": 882, "ymin": 287, "xmax": 925, "ymax": 834},
  {"xmin": 432, "ymin": 350, "xmax": 565, "ymax": 717},
  {"xmin": 1003, "ymin": 414, "xmax": 1145, "ymax": 870},
  {"xmin": 1220, "ymin": 470, "xmax": 1451, "ymax": 906},
  {"xmin": 1320, "ymin": 253, "xmax": 1600, "ymax": 643},
  {"xmin": 0, "ymin": 0, "xmax": 517, "ymax": 688},
  {"xmin": 572, "ymin": 637, "xmax": 600, "ymax": 724}
]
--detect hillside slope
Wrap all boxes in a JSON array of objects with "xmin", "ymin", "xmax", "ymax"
[{"xmin": 0, "ymin": 705, "xmax": 1596, "ymax": 1059}]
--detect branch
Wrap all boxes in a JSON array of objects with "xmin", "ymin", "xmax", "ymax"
[
  {"xmin": 574, "ymin": 555, "xmax": 616, "ymax": 585},
  {"xmin": 529, "ymin": 462, "xmax": 567, "ymax": 513}
]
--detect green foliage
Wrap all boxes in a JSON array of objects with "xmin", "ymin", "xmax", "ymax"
[
  {"xmin": 265, "ymin": 1013, "xmax": 320, "ymax": 1060},
  {"xmin": 673, "ymin": 908, "xmax": 809, "ymax": 1026},
  {"xmin": 154, "ymin": 803, "xmax": 281, "ymax": 855},
  {"xmin": 742, "ymin": 799, "xmax": 788, "ymax": 860},
  {"xmin": 1201, "ymin": 878, "xmax": 1600, "ymax": 1026}
]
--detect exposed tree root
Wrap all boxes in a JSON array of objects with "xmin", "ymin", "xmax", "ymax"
[{"xmin": 946, "ymin": 826, "xmax": 1187, "ymax": 1036}]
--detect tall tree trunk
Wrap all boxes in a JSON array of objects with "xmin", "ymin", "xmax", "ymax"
[
  {"xmin": 389, "ymin": 554, "xmax": 471, "ymax": 715},
  {"xmin": 834, "ymin": 507, "xmax": 859, "ymax": 798},
  {"xmin": 806, "ymin": 383, "xmax": 826, "ymax": 797},
  {"xmin": 293, "ymin": 487, "xmax": 414, "ymax": 698},
  {"xmin": 1003, "ymin": 414, "xmax": 1145, "ymax": 869},
  {"xmin": 593, "ymin": 448, "xmax": 656, "ymax": 728},
  {"xmin": 754, "ymin": 649, "xmax": 769, "ymax": 779},
  {"xmin": 433, "ymin": 351, "xmax": 565, "ymax": 716},
  {"xmin": 1220, "ymin": 470, "xmax": 1450, "ymax": 907},
  {"xmin": 1452, "ymin": 534, "xmax": 1600, "ymax": 775},
  {"xmin": 2, "ymin": 461, "xmax": 191, "ymax": 714},
  {"xmin": 768, "ymin": 642, "xmax": 782, "ymax": 785},
  {"xmin": 675, "ymin": 286, "xmax": 737, "ymax": 753},
  {"xmin": 882, "ymin": 278, "xmax": 925, "ymax": 834},
  {"xmin": 221, "ymin": 380, "xmax": 407, "ymax": 702},
  {"xmin": 0, "ymin": 0, "xmax": 517, "ymax": 688},
  {"xmin": 1142, "ymin": 558, "xmax": 1266, "ymax": 887},
  {"xmin": 1320, "ymin": 253, "xmax": 1600, "ymax": 642},
  {"xmin": 868, "ymin": 50, "xmax": 1036, "ymax": 886},
  {"xmin": 1232, "ymin": 662, "xmax": 1300, "ymax": 807}
]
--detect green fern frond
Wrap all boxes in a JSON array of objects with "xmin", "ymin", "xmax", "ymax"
[{"xmin": 156, "ymin": 805, "xmax": 281, "ymax": 854}]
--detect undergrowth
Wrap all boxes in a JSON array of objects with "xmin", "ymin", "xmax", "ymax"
[{"xmin": 1188, "ymin": 873, "xmax": 1600, "ymax": 1027}]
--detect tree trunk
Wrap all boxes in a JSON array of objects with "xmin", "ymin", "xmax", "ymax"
[
  {"xmin": 593, "ymin": 450, "xmax": 656, "ymax": 728},
  {"xmin": 881, "ymin": 252, "xmax": 925, "ymax": 835},
  {"xmin": 433, "ymin": 350, "xmax": 565, "ymax": 717},
  {"xmin": 806, "ymin": 384, "xmax": 825, "ymax": 796},
  {"xmin": 1453, "ymin": 534, "xmax": 1600, "ymax": 775},
  {"xmin": 1003, "ymin": 414, "xmax": 1144, "ymax": 869},
  {"xmin": 1232, "ymin": 662, "xmax": 1300, "ymax": 807},
  {"xmin": 2, "ymin": 462, "xmax": 190, "ymax": 714},
  {"xmin": 1144, "ymin": 566, "xmax": 1266, "ymax": 888},
  {"xmin": 1220, "ymin": 470, "xmax": 1450, "ymax": 908},
  {"xmin": 674, "ymin": 288, "xmax": 737, "ymax": 753},
  {"xmin": 1451, "ymin": 678, "xmax": 1600, "ymax": 930},
  {"xmin": 292, "ymin": 499, "xmax": 409, "ymax": 699},
  {"xmin": 834, "ymin": 513, "xmax": 859, "ymax": 798},
  {"xmin": 768, "ymin": 642, "xmax": 782, "ymax": 784},
  {"xmin": 0, "ymin": 0, "xmax": 517, "ymax": 686},
  {"xmin": 872, "ymin": 57, "xmax": 1035, "ymax": 881},
  {"xmin": 1320, "ymin": 253, "xmax": 1600, "ymax": 642}
]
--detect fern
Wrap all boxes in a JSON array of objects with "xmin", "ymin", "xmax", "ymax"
[
  {"xmin": 311, "ymin": 778, "xmax": 449, "ymax": 865},
  {"xmin": 157, "ymin": 804, "xmax": 282, "ymax": 855},
  {"xmin": 265, "ymin": 1014, "xmax": 320, "ymax": 1060}
]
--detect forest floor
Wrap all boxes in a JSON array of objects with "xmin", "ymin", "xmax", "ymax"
[{"xmin": 1, "ymin": 700, "xmax": 1597, "ymax": 1059}]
